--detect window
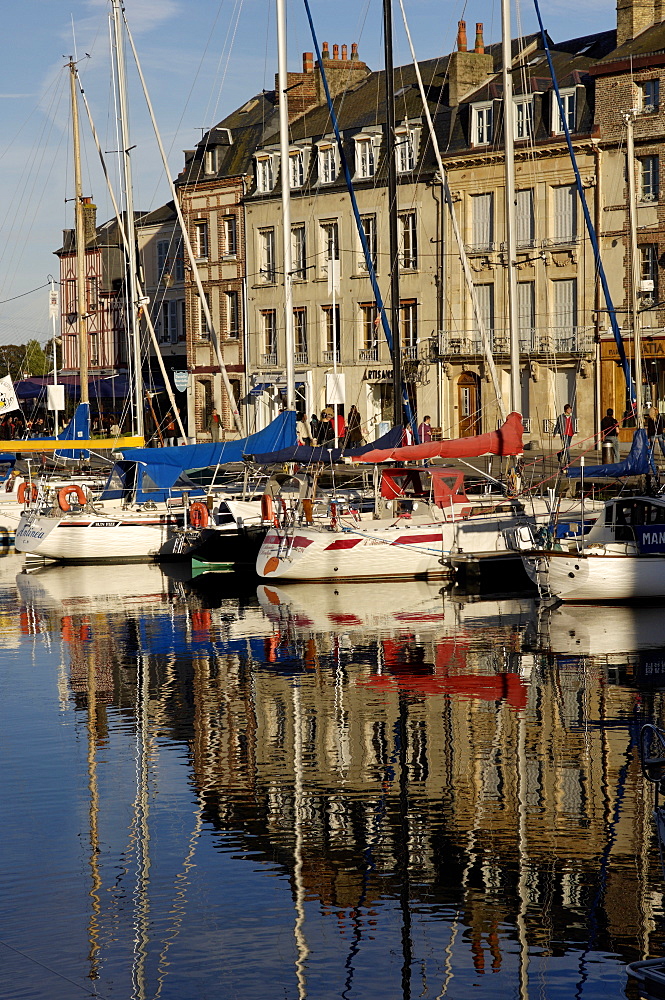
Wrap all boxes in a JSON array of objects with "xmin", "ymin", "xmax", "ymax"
[
  {"xmin": 516, "ymin": 189, "xmax": 535, "ymax": 248},
  {"xmin": 161, "ymin": 300, "xmax": 181, "ymax": 345},
  {"xmin": 395, "ymin": 128, "xmax": 417, "ymax": 173},
  {"xmin": 157, "ymin": 240, "xmax": 169, "ymax": 279},
  {"xmin": 517, "ymin": 282, "xmax": 535, "ymax": 346},
  {"xmin": 318, "ymin": 143, "xmax": 337, "ymax": 183},
  {"xmin": 90, "ymin": 332, "xmax": 99, "ymax": 366},
  {"xmin": 319, "ymin": 220, "xmax": 339, "ymax": 277},
  {"xmin": 640, "ymin": 155, "xmax": 659, "ymax": 202},
  {"xmin": 401, "ymin": 300, "xmax": 418, "ymax": 356},
  {"xmin": 355, "ymin": 137, "xmax": 375, "ymax": 178},
  {"xmin": 194, "ymin": 220, "xmax": 209, "ymax": 259},
  {"xmin": 289, "ymin": 150, "xmax": 305, "ymax": 189},
  {"xmin": 472, "ymin": 104, "xmax": 493, "ymax": 145},
  {"xmin": 259, "ymin": 228, "xmax": 276, "ymax": 282},
  {"xmin": 398, "ymin": 212, "xmax": 417, "ymax": 269},
  {"xmin": 86, "ymin": 277, "xmax": 98, "ymax": 312},
  {"xmin": 471, "ymin": 193, "xmax": 494, "ymax": 250},
  {"xmin": 173, "ymin": 240, "xmax": 185, "ymax": 281},
  {"xmin": 514, "ymin": 99, "xmax": 533, "ymax": 140},
  {"xmin": 639, "ymin": 243, "xmax": 658, "ymax": 301},
  {"xmin": 198, "ymin": 292, "xmax": 211, "ymax": 340},
  {"xmin": 359, "ymin": 303, "xmax": 378, "ymax": 358},
  {"xmin": 553, "ymin": 89, "xmax": 576, "ymax": 134},
  {"xmin": 261, "ymin": 309, "xmax": 277, "ymax": 360},
  {"xmin": 223, "ymin": 216, "xmax": 237, "ymax": 258},
  {"xmin": 322, "ymin": 304, "xmax": 341, "ymax": 360},
  {"xmin": 640, "ymin": 79, "xmax": 659, "ymax": 114},
  {"xmin": 225, "ymin": 291, "xmax": 240, "ymax": 339},
  {"xmin": 291, "ymin": 225, "xmax": 307, "ymax": 280},
  {"xmin": 552, "ymin": 184, "xmax": 577, "ymax": 243},
  {"xmin": 552, "ymin": 278, "xmax": 577, "ymax": 338},
  {"xmin": 358, "ymin": 215, "xmax": 377, "ymax": 272},
  {"xmin": 204, "ymin": 147, "xmax": 218, "ymax": 174},
  {"xmin": 294, "ymin": 307, "xmax": 308, "ymax": 361},
  {"xmin": 256, "ymin": 155, "xmax": 274, "ymax": 192},
  {"xmin": 474, "ymin": 284, "xmax": 494, "ymax": 336}
]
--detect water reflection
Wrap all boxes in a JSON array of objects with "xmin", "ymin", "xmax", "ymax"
[{"xmin": 4, "ymin": 553, "xmax": 665, "ymax": 999}]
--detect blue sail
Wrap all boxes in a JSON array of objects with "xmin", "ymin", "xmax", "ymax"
[{"xmin": 566, "ymin": 429, "xmax": 655, "ymax": 478}]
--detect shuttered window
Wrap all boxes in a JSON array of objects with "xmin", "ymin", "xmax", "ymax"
[
  {"xmin": 553, "ymin": 185, "xmax": 577, "ymax": 243},
  {"xmin": 517, "ymin": 282, "xmax": 535, "ymax": 346},
  {"xmin": 474, "ymin": 284, "xmax": 494, "ymax": 334},
  {"xmin": 516, "ymin": 189, "xmax": 534, "ymax": 247},
  {"xmin": 471, "ymin": 193, "xmax": 494, "ymax": 250},
  {"xmin": 552, "ymin": 279, "xmax": 577, "ymax": 335}
]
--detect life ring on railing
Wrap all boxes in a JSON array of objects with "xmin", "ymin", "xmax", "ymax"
[
  {"xmin": 58, "ymin": 484, "xmax": 87, "ymax": 512},
  {"xmin": 261, "ymin": 493, "xmax": 278, "ymax": 526},
  {"xmin": 188, "ymin": 501, "xmax": 209, "ymax": 529},
  {"xmin": 17, "ymin": 482, "xmax": 38, "ymax": 504}
]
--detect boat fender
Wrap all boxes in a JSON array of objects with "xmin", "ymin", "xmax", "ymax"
[
  {"xmin": 17, "ymin": 482, "xmax": 38, "ymax": 504},
  {"xmin": 261, "ymin": 493, "xmax": 278, "ymax": 526},
  {"xmin": 302, "ymin": 497, "xmax": 314, "ymax": 524},
  {"xmin": 58, "ymin": 484, "xmax": 87, "ymax": 512},
  {"xmin": 189, "ymin": 501, "xmax": 209, "ymax": 529}
]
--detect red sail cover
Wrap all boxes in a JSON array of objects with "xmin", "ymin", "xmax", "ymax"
[{"xmin": 356, "ymin": 411, "xmax": 524, "ymax": 463}]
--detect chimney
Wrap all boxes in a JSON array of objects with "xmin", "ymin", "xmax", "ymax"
[
  {"xmin": 303, "ymin": 51, "xmax": 313, "ymax": 73},
  {"xmin": 82, "ymin": 197, "xmax": 97, "ymax": 246},
  {"xmin": 617, "ymin": 0, "xmax": 656, "ymax": 45},
  {"xmin": 314, "ymin": 42, "xmax": 371, "ymax": 102},
  {"xmin": 474, "ymin": 23, "xmax": 485, "ymax": 54},
  {"xmin": 447, "ymin": 21, "xmax": 494, "ymax": 106}
]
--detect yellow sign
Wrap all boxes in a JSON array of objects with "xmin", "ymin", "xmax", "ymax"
[{"xmin": 0, "ymin": 436, "xmax": 144, "ymax": 453}]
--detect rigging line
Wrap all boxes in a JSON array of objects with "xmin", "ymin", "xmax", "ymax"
[
  {"xmin": 0, "ymin": 938, "xmax": 109, "ymax": 998},
  {"xmin": 0, "ymin": 282, "xmax": 51, "ymax": 306}
]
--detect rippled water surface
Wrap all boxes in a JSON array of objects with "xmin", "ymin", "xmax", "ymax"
[{"xmin": 1, "ymin": 549, "xmax": 663, "ymax": 999}]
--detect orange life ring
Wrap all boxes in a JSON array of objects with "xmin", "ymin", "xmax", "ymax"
[
  {"xmin": 261, "ymin": 493, "xmax": 277, "ymax": 525},
  {"xmin": 17, "ymin": 482, "xmax": 38, "ymax": 504},
  {"xmin": 58, "ymin": 484, "xmax": 87, "ymax": 512},
  {"xmin": 189, "ymin": 501, "xmax": 209, "ymax": 529}
]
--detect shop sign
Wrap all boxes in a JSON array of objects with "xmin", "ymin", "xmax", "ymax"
[{"xmin": 173, "ymin": 371, "xmax": 189, "ymax": 392}]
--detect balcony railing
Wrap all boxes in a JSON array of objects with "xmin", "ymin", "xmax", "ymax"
[
  {"xmin": 261, "ymin": 352, "xmax": 277, "ymax": 366},
  {"xmin": 295, "ymin": 351, "xmax": 309, "ymax": 365},
  {"xmin": 402, "ymin": 344, "xmax": 418, "ymax": 360},
  {"xmin": 359, "ymin": 346, "xmax": 378, "ymax": 362},
  {"xmin": 438, "ymin": 327, "xmax": 594, "ymax": 357},
  {"xmin": 322, "ymin": 349, "xmax": 340, "ymax": 363}
]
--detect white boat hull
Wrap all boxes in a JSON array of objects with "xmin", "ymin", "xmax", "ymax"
[
  {"xmin": 523, "ymin": 546, "xmax": 665, "ymax": 601},
  {"xmin": 14, "ymin": 508, "xmax": 184, "ymax": 562}
]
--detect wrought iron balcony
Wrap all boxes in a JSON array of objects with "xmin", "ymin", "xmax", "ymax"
[{"xmin": 437, "ymin": 327, "xmax": 594, "ymax": 358}]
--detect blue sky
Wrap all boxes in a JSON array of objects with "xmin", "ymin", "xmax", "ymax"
[{"xmin": 0, "ymin": 0, "xmax": 614, "ymax": 358}]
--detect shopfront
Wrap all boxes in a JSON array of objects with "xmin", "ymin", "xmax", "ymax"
[{"xmin": 600, "ymin": 333, "xmax": 665, "ymax": 438}]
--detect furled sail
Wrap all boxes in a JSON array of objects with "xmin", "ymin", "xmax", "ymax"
[{"xmin": 355, "ymin": 412, "xmax": 524, "ymax": 463}]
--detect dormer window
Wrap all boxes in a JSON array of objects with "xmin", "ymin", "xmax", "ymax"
[
  {"xmin": 204, "ymin": 147, "xmax": 218, "ymax": 175},
  {"xmin": 552, "ymin": 89, "xmax": 576, "ymax": 135},
  {"xmin": 289, "ymin": 149, "xmax": 305, "ymax": 189},
  {"xmin": 514, "ymin": 98, "xmax": 533, "ymax": 140},
  {"xmin": 395, "ymin": 126, "xmax": 419, "ymax": 173},
  {"xmin": 318, "ymin": 142, "xmax": 338, "ymax": 184},
  {"xmin": 255, "ymin": 154, "xmax": 275, "ymax": 193},
  {"xmin": 472, "ymin": 104, "xmax": 493, "ymax": 146},
  {"xmin": 355, "ymin": 136, "xmax": 376, "ymax": 178},
  {"xmin": 640, "ymin": 79, "xmax": 660, "ymax": 114}
]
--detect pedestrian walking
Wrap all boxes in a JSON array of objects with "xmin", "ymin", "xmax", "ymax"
[{"xmin": 556, "ymin": 403, "xmax": 574, "ymax": 465}]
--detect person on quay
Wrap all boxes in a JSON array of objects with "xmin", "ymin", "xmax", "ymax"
[
  {"xmin": 600, "ymin": 407, "xmax": 620, "ymax": 463},
  {"xmin": 345, "ymin": 405, "xmax": 363, "ymax": 446},
  {"xmin": 418, "ymin": 414, "xmax": 432, "ymax": 443},
  {"xmin": 208, "ymin": 407, "xmax": 221, "ymax": 442},
  {"xmin": 296, "ymin": 411, "xmax": 312, "ymax": 446},
  {"xmin": 556, "ymin": 403, "xmax": 574, "ymax": 466}
]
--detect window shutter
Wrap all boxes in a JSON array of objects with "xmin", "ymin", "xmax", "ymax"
[
  {"xmin": 516, "ymin": 189, "xmax": 534, "ymax": 247},
  {"xmin": 472, "ymin": 193, "xmax": 493, "ymax": 249},
  {"xmin": 553, "ymin": 185, "xmax": 576, "ymax": 243}
]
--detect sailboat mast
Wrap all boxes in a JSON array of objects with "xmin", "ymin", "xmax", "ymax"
[
  {"xmin": 501, "ymin": 0, "xmax": 520, "ymax": 413},
  {"xmin": 625, "ymin": 111, "xmax": 644, "ymax": 422},
  {"xmin": 69, "ymin": 59, "xmax": 89, "ymax": 407},
  {"xmin": 383, "ymin": 0, "xmax": 403, "ymax": 427},
  {"xmin": 111, "ymin": 0, "xmax": 144, "ymax": 439},
  {"xmin": 276, "ymin": 0, "xmax": 296, "ymax": 412}
]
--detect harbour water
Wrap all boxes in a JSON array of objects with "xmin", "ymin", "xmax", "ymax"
[{"xmin": 1, "ymin": 547, "xmax": 663, "ymax": 999}]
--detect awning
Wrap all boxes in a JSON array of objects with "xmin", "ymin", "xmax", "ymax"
[{"xmin": 250, "ymin": 382, "xmax": 274, "ymax": 396}]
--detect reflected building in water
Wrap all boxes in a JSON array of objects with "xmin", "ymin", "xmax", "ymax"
[{"xmin": 12, "ymin": 556, "xmax": 665, "ymax": 993}]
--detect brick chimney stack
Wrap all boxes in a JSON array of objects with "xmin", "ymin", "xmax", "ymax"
[
  {"xmin": 617, "ymin": 0, "xmax": 656, "ymax": 45},
  {"xmin": 82, "ymin": 197, "xmax": 97, "ymax": 246},
  {"xmin": 275, "ymin": 51, "xmax": 320, "ymax": 122},
  {"xmin": 303, "ymin": 51, "xmax": 313, "ymax": 73},
  {"xmin": 314, "ymin": 42, "xmax": 371, "ymax": 102},
  {"xmin": 447, "ymin": 18, "xmax": 494, "ymax": 106}
]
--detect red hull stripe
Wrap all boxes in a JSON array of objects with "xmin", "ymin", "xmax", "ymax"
[
  {"xmin": 391, "ymin": 533, "xmax": 442, "ymax": 545},
  {"xmin": 324, "ymin": 538, "xmax": 362, "ymax": 550}
]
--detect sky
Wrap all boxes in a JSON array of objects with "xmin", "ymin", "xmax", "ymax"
[{"xmin": 0, "ymin": 0, "xmax": 615, "ymax": 355}]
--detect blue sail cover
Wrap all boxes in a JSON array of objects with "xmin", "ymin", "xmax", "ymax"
[
  {"xmin": 29, "ymin": 402, "xmax": 91, "ymax": 460},
  {"xmin": 250, "ymin": 423, "xmax": 405, "ymax": 464},
  {"xmin": 566, "ymin": 428, "xmax": 655, "ymax": 478},
  {"xmin": 106, "ymin": 411, "xmax": 296, "ymax": 502}
]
